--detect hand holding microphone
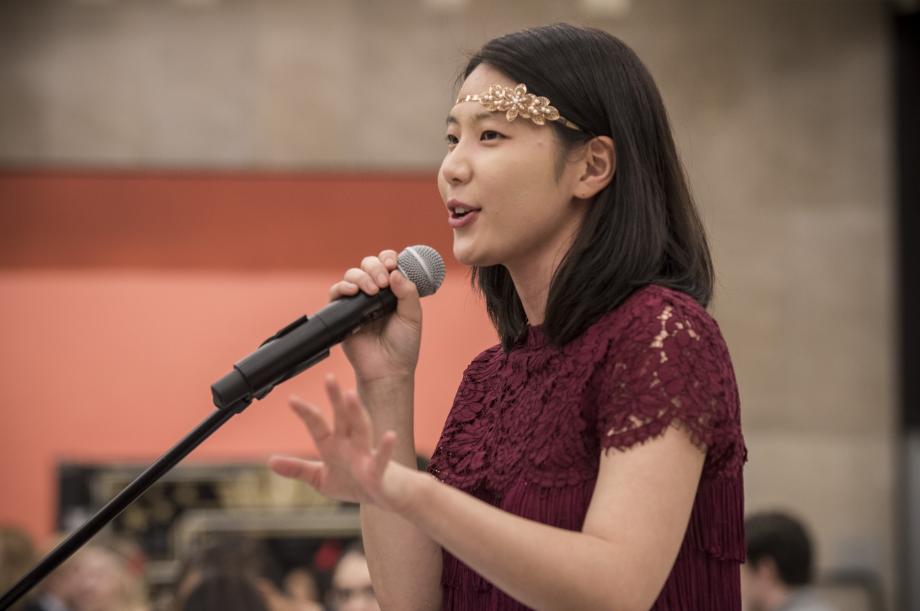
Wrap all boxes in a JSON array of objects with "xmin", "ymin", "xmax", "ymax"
[
  {"xmin": 330, "ymin": 248, "xmax": 430, "ymax": 386},
  {"xmin": 211, "ymin": 245, "xmax": 445, "ymax": 411},
  {"xmin": 266, "ymin": 246, "xmax": 447, "ymax": 510}
]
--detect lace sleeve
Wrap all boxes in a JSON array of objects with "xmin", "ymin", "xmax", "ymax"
[{"xmin": 593, "ymin": 292, "xmax": 740, "ymax": 461}]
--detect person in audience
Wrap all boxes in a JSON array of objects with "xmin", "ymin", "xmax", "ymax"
[
  {"xmin": 327, "ymin": 543, "xmax": 378, "ymax": 611},
  {"xmin": 20, "ymin": 538, "xmax": 147, "ymax": 611},
  {"xmin": 282, "ymin": 567, "xmax": 323, "ymax": 611},
  {"xmin": 172, "ymin": 536, "xmax": 296, "ymax": 611},
  {"xmin": 743, "ymin": 511, "xmax": 838, "ymax": 611},
  {"xmin": 179, "ymin": 572, "xmax": 269, "ymax": 611},
  {"xmin": 65, "ymin": 543, "xmax": 148, "ymax": 611},
  {"xmin": 0, "ymin": 525, "xmax": 38, "ymax": 611}
]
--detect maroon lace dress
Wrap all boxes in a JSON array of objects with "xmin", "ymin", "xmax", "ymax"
[{"xmin": 428, "ymin": 284, "xmax": 747, "ymax": 610}]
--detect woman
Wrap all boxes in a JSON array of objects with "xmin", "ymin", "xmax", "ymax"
[{"xmin": 270, "ymin": 23, "xmax": 746, "ymax": 611}]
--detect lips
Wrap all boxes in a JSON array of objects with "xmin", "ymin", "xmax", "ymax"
[{"xmin": 446, "ymin": 199, "xmax": 481, "ymax": 229}]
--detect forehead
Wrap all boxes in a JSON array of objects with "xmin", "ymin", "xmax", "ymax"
[
  {"xmin": 454, "ymin": 64, "xmax": 516, "ymax": 107},
  {"xmin": 333, "ymin": 554, "xmax": 371, "ymax": 586}
]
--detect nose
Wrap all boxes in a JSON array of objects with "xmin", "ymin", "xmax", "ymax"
[{"xmin": 439, "ymin": 145, "xmax": 472, "ymax": 186}]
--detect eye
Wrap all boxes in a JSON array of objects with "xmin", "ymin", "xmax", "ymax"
[
  {"xmin": 445, "ymin": 134, "xmax": 459, "ymax": 148},
  {"xmin": 480, "ymin": 130, "xmax": 505, "ymax": 142}
]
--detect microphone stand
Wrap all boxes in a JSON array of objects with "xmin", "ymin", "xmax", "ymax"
[
  {"xmin": 0, "ymin": 312, "xmax": 331, "ymax": 610},
  {"xmin": 0, "ymin": 402, "xmax": 243, "ymax": 610}
]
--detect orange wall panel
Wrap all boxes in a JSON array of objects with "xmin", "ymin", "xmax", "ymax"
[{"xmin": 0, "ymin": 171, "xmax": 497, "ymax": 545}]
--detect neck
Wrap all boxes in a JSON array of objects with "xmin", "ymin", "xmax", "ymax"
[{"xmin": 505, "ymin": 237, "xmax": 573, "ymax": 327}]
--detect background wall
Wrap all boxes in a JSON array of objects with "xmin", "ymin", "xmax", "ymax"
[{"xmin": 0, "ymin": 0, "xmax": 897, "ymax": 606}]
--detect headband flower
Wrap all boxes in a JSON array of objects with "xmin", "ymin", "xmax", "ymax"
[{"xmin": 455, "ymin": 83, "xmax": 583, "ymax": 132}]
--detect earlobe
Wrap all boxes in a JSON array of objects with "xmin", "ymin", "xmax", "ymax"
[{"xmin": 575, "ymin": 136, "xmax": 616, "ymax": 200}]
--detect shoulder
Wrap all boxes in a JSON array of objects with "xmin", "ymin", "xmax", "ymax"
[
  {"xmin": 589, "ymin": 285, "xmax": 742, "ymax": 458},
  {"xmin": 461, "ymin": 342, "xmax": 504, "ymax": 382},
  {"xmin": 597, "ymin": 284, "xmax": 736, "ymax": 400},
  {"xmin": 579, "ymin": 284, "xmax": 722, "ymax": 355}
]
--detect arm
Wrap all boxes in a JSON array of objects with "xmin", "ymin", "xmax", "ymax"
[
  {"xmin": 270, "ymin": 250, "xmax": 442, "ymax": 611},
  {"xmin": 357, "ymin": 376, "xmax": 442, "ymax": 611},
  {"xmin": 275, "ymin": 379, "xmax": 704, "ymax": 611},
  {"xmin": 397, "ymin": 424, "xmax": 705, "ymax": 611}
]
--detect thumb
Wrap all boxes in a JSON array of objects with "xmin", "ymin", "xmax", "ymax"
[
  {"xmin": 389, "ymin": 268, "xmax": 422, "ymax": 325},
  {"xmin": 268, "ymin": 455, "xmax": 324, "ymax": 489}
]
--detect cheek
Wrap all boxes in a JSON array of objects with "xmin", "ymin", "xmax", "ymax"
[
  {"xmin": 497, "ymin": 158, "xmax": 566, "ymax": 218},
  {"xmin": 507, "ymin": 142, "xmax": 564, "ymax": 197}
]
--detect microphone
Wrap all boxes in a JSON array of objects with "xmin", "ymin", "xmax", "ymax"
[{"xmin": 210, "ymin": 245, "xmax": 446, "ymax": 411}]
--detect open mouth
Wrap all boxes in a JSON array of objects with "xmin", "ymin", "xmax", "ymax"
[
  {"xmin": 447, "ymin": 203, "xmax": 481, "ymax": 228},
  {"xmin": 449, "ymin": 205, "xmax": 481, "ymax": 219}
]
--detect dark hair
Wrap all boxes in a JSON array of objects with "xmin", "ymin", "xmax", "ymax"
[
  {"xmin": 175, "ymin": 536, "xmax": 282, "ymax": 586},
  {"xmin": 464, "ymin": 23, "xmax": 714, "ymax": 350},
  {"xmin": 173, "ymin": 536, "xmax": 282, "ymax": 611},
  {"xmin": 745, "ymin": 511, "xmax": 814, "ymax": 586},
  {"xmin": 180, "ymin": 573, "xmax": 269, "ymax": 611}
]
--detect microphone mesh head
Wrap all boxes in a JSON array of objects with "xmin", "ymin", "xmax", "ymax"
[{"xmin": 397, "ymin": 245, "xmax": 446, "ymax": 297}]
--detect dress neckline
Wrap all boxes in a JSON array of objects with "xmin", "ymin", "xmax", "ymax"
[{"xmin": 523, "ymin": 323, "xmax": 547, "ymax": 349}]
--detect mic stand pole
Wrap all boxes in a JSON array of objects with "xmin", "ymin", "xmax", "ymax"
[{"xmin": 0, "ymin": 400, "xmax": 247, "ymax": 610}]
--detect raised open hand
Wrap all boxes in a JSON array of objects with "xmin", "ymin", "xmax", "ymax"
[{"xmin": 268, "ymin": 375, "xmax": 407, "ymax": 511}]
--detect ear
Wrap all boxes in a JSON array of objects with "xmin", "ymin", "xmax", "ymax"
[{"xmin": 573, "ymin": 136, "xmax": 616, "ymax": 200}]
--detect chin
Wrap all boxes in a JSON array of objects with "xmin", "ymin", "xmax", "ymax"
[{"xmin": 452, "ymin": 240, "xmax": 498, "ymax": 268}]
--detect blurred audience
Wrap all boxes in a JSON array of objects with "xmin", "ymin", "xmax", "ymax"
[
  {"xmin": 7, "ymin": 530, "xmax": 374, "ymax": 611},
  {"xmin": 178, "ymin": 572, "xmax": 269, "ymax": 611},
  {"xmin": 63, "ymin": 543, "xmax": 148, "ymax": 611},
  {"xmin": 327, "ymin": 542, "xmax": 378, "ymax": 611},
  {"xmin": 171, "ymin": 536, "xmax": 320, "ymax": 611},
  {"xmin": 1, "ymin": 525, "xmax": 37, "ymax": 611},
  {"xmin": 282, "ymin": 567, "xmax": 322, "ymax": 611},
  {"xmin": 743, "ymin": 511, "xmax": 839, "ymax": 611},
  {"xmin": 10, "ymin": 534, "xmax": 148, "ymax": 611}
]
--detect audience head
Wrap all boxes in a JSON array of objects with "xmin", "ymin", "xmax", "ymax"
[
  {"xmin": 173, "ymin": 535, "xmax": 314, "ymax": 611},
  {"xmin": 0, "ymin": 525, "xmax": 36, "ymax": 611},
  {"xmin": 180, "ymin": 572, "xmax": 270, "ymax": 611},
  {"xmin": 743, "ymin": 511, "xmax": 816, "ymax": 611},
  {"xmin": 66, "ymin": 542, "xmax": 148, "ymax": 611},
  {"xmin": 328, "ymin": 541, "xmax": 378, "ymax": 611}
]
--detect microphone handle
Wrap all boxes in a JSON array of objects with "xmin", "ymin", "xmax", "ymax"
[{"xmin": 211, "ymin": 289, "xmax": 397, "ymax": 411}]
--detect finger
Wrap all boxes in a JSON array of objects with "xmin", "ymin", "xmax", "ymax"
[
  {"xmin": 389, "ymin": 269, "xmax": 422, "ymax": 324},
  {"xmin": 343, "ymin": 390, "xmax": 373, "ymax": 452},
  {"xmin": 371, "ymin": 431, "xmax": 397, "ymax": 479},
  {"xmin": 268, "ymin": 455, "xmax": 325, "ymax": 489},
  {"xmin": 329, "ymin": 280, "xmax": 360, "ymax": 301},
  {"xmin": 254, "ymin": 578, "xmax": 285, "ymax": 603},
  {"xmin": 289, "ymin": 396, "xmax": 332, "ymax": 443},
  {"xmin": 361, "ymin": 256, "xmax": 391, "ymax": 288},
  {"xmin": 343, "ymin": 267, "xmax": 379, "ymax": 295},
  {"xmin": 325, "ymin": 374, "xmax": 351, "ymax": 439},
  {"xmin": 378, "ymin": 249, "xmax": 398, "ymax": 270}
]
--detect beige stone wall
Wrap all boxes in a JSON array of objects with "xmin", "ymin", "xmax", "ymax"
[{"xmin": 0, "ymin": 0, "xmax": 896, "ymax": 605}]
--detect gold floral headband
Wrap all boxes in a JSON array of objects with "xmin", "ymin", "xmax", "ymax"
[{"xmin": 455, "ymin": 83, "xmax": 583, "ymax": 132}]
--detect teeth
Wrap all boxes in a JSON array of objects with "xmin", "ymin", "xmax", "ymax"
[{"xmin": 454, "ymin": 206, "xmax": 470, "ymax": 214}]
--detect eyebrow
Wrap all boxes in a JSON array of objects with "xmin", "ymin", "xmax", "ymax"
[{"xmin": 445, "ymin": 111, "xmax": 497, "ymax": 126}]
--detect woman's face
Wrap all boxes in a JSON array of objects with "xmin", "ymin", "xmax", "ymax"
[{"xmin": 438, "ymin": 64, "xmax": 588, "ymax": 271}]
